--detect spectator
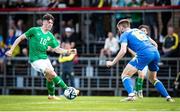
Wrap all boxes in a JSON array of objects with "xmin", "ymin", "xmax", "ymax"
[
  {"xmin": 142, "ymin": 0, "xmax": 158, "ymax": 40},
  {"xmin": 48, "ymin": 0, "xmax": 60, "ymax": 8},
  {"xmin": 111, "ymin": 0, "xmax": 127, "ymax": 36},
  {"xmin": 61, "ymin": 14, "xmax": 79, "ymax": 31},
  {"xmin": 127, "ymin": 0, "xmax": 142, "ymax": 28},
  {"xmin": 5, "ymin": 0, "xmax": 36, "ymax": 8},
  {"xmin": 66, "ymin": 0, "xmax": 81, "ymax": 7},
  {"xmin": 61, "ymin": 0, "xmax": 80, "ymax": 31},
  {"xmin": 90, "ymin": 13, "xmax": 105, "ymax": 41},
  {"xmin": 99, "ymin": 32, "xmax": 119, "ymax": 66},
  {"xmin": 36, "ymin": 18, "xmax": 43, "ymax": 26},
  {"xmin": 5, "ymin": 29, "xmax": 20, "ymax": 57},
  {"xmin": 111, "ymin": 0, "xmax": 127, "ymax": 22},
  {"xmin": 156, "ymin": 0, "xmax": 171, "ymax": 37},
  {"xmin": 48, "ymin": 0, "xmax": 67, "ymax": 8},
  {"xmin": 90, "ymin": 0, "xmax": 108, "ymax": 41},
  {"xmin": 54, "ymin": 33, "xmax": 61, "ymax": 43},
  {"xmin": 35, "ymin": 0, "xmax": 49, "ymax": 7},
  {"xmin": 9, "ymin": 19, "xmax": 16, "ymax": 30},
  {"xmin": 90, "ymin": 0, "xmax": 104, "ymax": 7},
  {"xmin": 171, "ymin": 0, "xmax": 179, "ymax": 5},
  {"xmin": 58, "ymin": 43, "xmax": 76, "ymax": 88},
  {"xmin": 61, "ymin": 27, "xmax": 76, "ymax": 48},
  {"xmin": 15, "ymin": 19, "xmax": 24, "ymax": 37},
  {"xmin": 162, "ymin": 25, "xmax": 179, "ymax": 57},
  {"xmin": 0, "ymin": 35, "xmax": 5, "ymax": 73},
  {"xmin": 21, "ymin": 47, "xmax": 28, "ymax": 57}
]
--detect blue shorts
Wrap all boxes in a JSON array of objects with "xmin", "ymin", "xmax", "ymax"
[{"xmin": 129, "ymin": 50, "xmax": 160, "ymax": 71}]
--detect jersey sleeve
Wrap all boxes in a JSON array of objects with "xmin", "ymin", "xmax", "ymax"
[
  {"xmin": 119, "ymin": 32, "xmax": 128, "ymax": 44},
  {"xmin": 48, "ymin": 34, "xmax": 59, "ymax": 48},
  {"xmin": 24, "ymin": 27, "xmax": 35, "ymax": 39}
]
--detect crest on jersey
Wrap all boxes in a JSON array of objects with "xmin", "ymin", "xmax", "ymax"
[
  {"xmin": 37, "ymin": 33, "xmax": 41, "ymax": 36},
  {"xmin": 47, "ymin": 37, "xmax": 50, "ymax": 41}
]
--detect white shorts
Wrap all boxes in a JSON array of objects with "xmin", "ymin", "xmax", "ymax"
[{"xmin": 31, "ymin": 58, "xmax": 54, "ymax": 75}]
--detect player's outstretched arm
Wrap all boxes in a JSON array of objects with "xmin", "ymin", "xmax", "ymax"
[
  {"xmin": 5, "ymin": 34, "xmax": 26, "ymax": 57},
  {"xmin": 106, "ymin": 43, "xmax": 127, "ymax": 67},
  {"xmin": 53, "ymin": 47, "xmax": 77, "ymax": 55}
]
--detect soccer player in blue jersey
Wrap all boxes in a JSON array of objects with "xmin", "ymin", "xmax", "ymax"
[
  {"xmin": 106, "ymin": 19, "xmax": 174, "ymax": 102},
  {"xmin": 132, "ymin": 25, "xmax": 158, "ymax": 98}
]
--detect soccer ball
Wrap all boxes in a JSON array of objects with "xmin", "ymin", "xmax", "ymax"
[{"xmin": 64, "ymin": 87, "xmax": 77, "ymax": 100}]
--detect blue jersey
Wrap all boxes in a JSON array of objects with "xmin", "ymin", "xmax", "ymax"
[
  {"xmin": 119, "ymin": 28, "xmax": 157, "ymax": 55},
  {"xmin": 119, "ymin": 28, "xmax": 160, "ymax": 71}
]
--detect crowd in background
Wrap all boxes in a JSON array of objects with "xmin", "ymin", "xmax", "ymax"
[
  {"xmin": 0, "ymin": 0, "xmax": 180, "ymax": 8},
  {"xmin": 0, "ymin": 0, "xmax": 180, "ymax": 58},
  {"xmin": 0, "ymin": 0, "xmax": 179, "ymax": 96}
]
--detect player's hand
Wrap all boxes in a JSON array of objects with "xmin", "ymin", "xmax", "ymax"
[
  {"xmin": 5, "ymin": 50, "xmax": 13, "ymax": 57},
  {"xmin": 106, "ymin": 61, "xmax": 114, "ymax": 67}
]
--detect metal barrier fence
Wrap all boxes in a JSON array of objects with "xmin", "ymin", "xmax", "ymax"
[
  {"xmin": 0, "ymin": 57, "xmax": 179, "ymax": 96},
  {"xmin": 0, "ymin": 6, "xmax": 180, "ymax": 54}
]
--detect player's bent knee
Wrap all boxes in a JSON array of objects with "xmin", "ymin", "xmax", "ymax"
[
  {"xmin": 149, "ymin": 78, "xmax": 158, "ymax": 84},
  {"xmin": 46, "ymin": 77, "xmax": 52, "ymax": 82},
  {"xmin": 121, "ymin": 74, "xmax": 131, "ymax": 80},
  {"xmin": 45, "ymin": 68, "xmax": 57, "ymax": 78}
]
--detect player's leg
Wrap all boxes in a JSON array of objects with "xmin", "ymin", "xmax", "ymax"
[
  {"xmin": 44, "ymin": 68, "xmax": 68, "ymax": 89},
  {"xmin": 45, "ymin": 58, "xmax": 68, "ymax": 89},
  {"xmin": 148, "ymin": 71, "xmax": 174, "ymax": 102},
  {"xmin": 46, "ymin": 79, "xmax": 55, "ymax": 96},
  {"xmin": 135, "ymin": 73, "xmax": 144, "ymax": 98},
  {"xmin": 31, "ymin": 59, "xmax": 60, "ymax": 99},
  {"xmin": 135, "ymin": 66, "xmax": 147, "ymax": 98},
  {"xmin": 148, "ymin": 52, "xmax": 174, "ymax": 102},
  {"xmin": 31, "ymin": 59, "xmax": 68, "ymax": 99},
  {"xmin": 121, "ymin": 63, "xmax": 138, "ymax": 101},
  {"xmin": 122, "ymin": 55, "xmax": 151, "ymax": 101},
  {"xmin": 46, "ymin": 79, "xmax": 59, "ymax": 100},
  {"xmin": 45, "ymin": 69, "xmax": 68, "ymax": 100},
  {"xmin": 44, "ymin": 59, "xmax": 80, "ymax": 96},
  {"xmin": 135, "ymin": 71, "xmax": 144, "ymax": 95}
]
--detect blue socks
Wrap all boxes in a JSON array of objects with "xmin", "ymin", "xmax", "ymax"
[
  {"xmin": 122, "ymin": 76, "xmax": 134, "ymax": 95},
  {"xmin": 154, "ymin": 80, "xmax": 170, "ymax": 97},
  {"xmin": 122, "ymin": 76, "xmax": 170, "ymax": 98}
]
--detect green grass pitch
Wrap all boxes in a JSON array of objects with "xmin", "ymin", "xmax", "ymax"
[{"xmin": 0, "ymin": 95, "xmax": 179, "ymax": 111}]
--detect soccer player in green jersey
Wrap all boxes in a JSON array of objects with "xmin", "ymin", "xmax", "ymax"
[{"xmin": 5, "ymin": 13, "xmax": 79, "ymax": 100}]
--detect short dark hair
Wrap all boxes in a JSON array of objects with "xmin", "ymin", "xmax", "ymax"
[
  {"xmin": 138, "ymin": 25, "xmax": 149, "ymax": 31},
  {"xmin": 138, "ymin": 25, "xmax": 150, "ymax": 35},
  {"xmin": 42, "ymin": 13, "xmax": 54, "ymax": 22}
]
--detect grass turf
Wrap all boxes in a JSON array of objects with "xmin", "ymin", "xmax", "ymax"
[{"xmin": 0, "ymin": 95, "xmax": 179, "ymax": 111}]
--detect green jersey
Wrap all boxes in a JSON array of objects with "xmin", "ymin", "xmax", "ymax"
[{"xmin": 25, "ymin": 27, "xmax": 59, "ymax": 62}]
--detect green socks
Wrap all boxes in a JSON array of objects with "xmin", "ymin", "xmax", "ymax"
[
  {"xmin": 52, "ymin": 76, "xmax": 68, "ymax": 89},
  {"xmin": 47, "ymin": 76, "xmax": 68, "ymax": 96},
  {"xmin": 135, "ymin": 77, "xmax": 144, "ymax": 91},
  {"xmin": 46, "ymin": 80, "xmax": 55, "ymax": 96}
]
